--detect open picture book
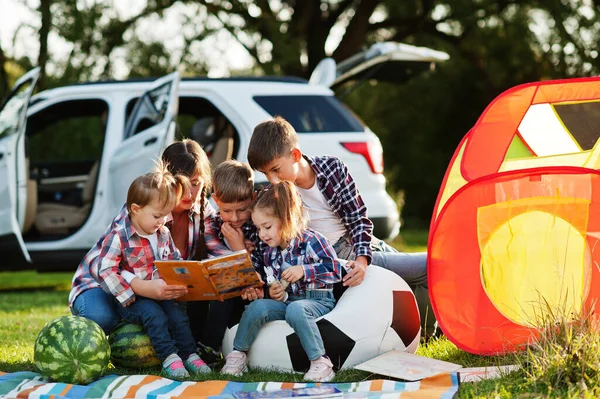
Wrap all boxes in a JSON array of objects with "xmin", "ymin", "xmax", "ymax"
[{"xmin": 154, "ymin": 250, "xmax": 263, "ymax": 301}]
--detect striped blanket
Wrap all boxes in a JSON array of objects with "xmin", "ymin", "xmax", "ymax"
[{"xmin": 0, "ymin": 371, "xmax": 459, "ymax": 398}]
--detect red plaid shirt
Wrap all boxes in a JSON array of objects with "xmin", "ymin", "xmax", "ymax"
[{"xmin": 69, "ymin": 201, "xmax": 215, "ymax": 307}]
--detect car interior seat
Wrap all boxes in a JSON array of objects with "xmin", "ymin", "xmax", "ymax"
[
  {"xmin": 190, "ymin": 115, "xmax": 235, "ymax": 168},
  {"xmin": 209, "ymin": 116, "xmax": 234, "ymax": 168},
  {"xmin": 34, "ymin": 162, "xmax": 100, "ymax": 235}
]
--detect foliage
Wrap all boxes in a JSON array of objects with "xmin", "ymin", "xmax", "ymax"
[{"xmin": 2, "ymin": 0, "xmax": 600, "ymax": 225}]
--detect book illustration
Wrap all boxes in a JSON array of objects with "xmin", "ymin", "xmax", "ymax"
[
  {"xmin": 174, "ymin": 267, "xmax": 190, "ymax": 275},
  {"xmin": 232, "ymin": 386, "xmax": 342, "ymax": 399},
  {"xmin": 154, "ymin": 250, "xmax": 263, "ymax": 301}
]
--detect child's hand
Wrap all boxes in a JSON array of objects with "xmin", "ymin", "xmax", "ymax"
[
  {"xmin": 139, "ymin": 279, "xmax": 188, "ymax": 300},
  {"xmin": 222, "ymin": 222, "xmax": 246, "ymax": 251},
  {"xmin": 343, "ymin": 256, "xmax": 368, "ymax": 287},
  {"xmin": 241, "ymin": 287, "xmax": 264, "ymax": 301},
  {"xmin": 244, "ymin": 239, "xmax": 255, "ymax": 253},
  {"xmin": 281, "ymin": 266, "xmax": 304, "ymax": 284},
  {"xmin": 122, "ymin": 297, "xmax": 136, "ymax": 307},
  {"xmin": 268, "ymin": 283, "xmax": 286, "ymax": 301}
]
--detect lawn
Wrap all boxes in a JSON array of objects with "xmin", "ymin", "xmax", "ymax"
[{"xmin": 1, "ymin": 229, "xmax": 597, "ymax": 398}]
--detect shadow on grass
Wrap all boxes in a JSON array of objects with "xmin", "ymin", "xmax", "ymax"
[
  {"xmin": 0, "ymin": 361, "xmax": 36, "ymax": 373},
  {"xmin": 0, "ymin": 290, "xmax": 68, "ymax": 313}
]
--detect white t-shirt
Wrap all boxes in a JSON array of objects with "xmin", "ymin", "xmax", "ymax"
[
  {"xmin": 139, "ymin": 232, "xmax": 159, "ymax": 258},
  {"xmin": 297, "ymin": 182, "xmax": 346, "ymax": 245}
]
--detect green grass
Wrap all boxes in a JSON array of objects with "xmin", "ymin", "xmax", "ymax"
[
  {"xmin": 2, "ymin": 229, "xmax": 600, "ymax": 398},
  {"xmin": 389, "ymin": 228, "xmax": 428, "ymax": 253},
  {"xmin": 0, "ymin": 270, "xmax": 72, "ymax": 291}
]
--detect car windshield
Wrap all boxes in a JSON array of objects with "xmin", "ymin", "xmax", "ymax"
[{"xmin": 253, "ymin": 95, "xmax": 363, "ymax": 133}]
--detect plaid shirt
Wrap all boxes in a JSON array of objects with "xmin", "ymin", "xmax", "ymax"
[
  {"xmin": 166, "ymin": 200, "xmax": 215, "ymax": 259},
  {"xmin": 204, "ymin": 212, "xmax": 267, "ymax": 277},
  {"xmin": 262, "ymin": 228, "xmax": 341, "ymax": 296},
  {"xmin": 304, "ymin": 155, "xmax": 373, "ymax": 263},
  {"xmin": 69, "ymin": 204, "xmax": 181, "ymax": 307}
]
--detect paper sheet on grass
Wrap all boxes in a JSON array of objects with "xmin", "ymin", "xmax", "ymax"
[
  {"xmin": 458, "ymin": 364, "xmax": 520, "ymax": 382},
  {"xmin": 354, "ymin": 350, "xmax": 462, "ymax": 381}
]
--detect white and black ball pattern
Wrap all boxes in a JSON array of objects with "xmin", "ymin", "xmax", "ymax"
[{"xmin": 222, "ymin": 265, "xmax": 421, "ymax": 372}]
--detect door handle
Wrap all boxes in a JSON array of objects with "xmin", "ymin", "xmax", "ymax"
[
  {"xmin": 144, "ymin": 137, "xmax": 158, "ymax": 146},
  {"xmin": 0, "ymin": 152, "xmax": 3, "ymax": 160}
]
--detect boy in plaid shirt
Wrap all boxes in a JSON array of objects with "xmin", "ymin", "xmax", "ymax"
[
  {"xmin": 84, "ymin": 165, "xmax": 210, "ymax": 379},
  {"xmin": 198, "ymin": 160, "xmax": 265, "ymax": 357},
  {"xmin": 247, "ymin": 116, "xmax": 433, "ymax": 335}
]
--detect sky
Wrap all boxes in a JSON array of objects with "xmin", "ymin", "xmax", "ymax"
[{"xmin": 0, "ymin": 0, "xmax": 257, "ymax": 78}]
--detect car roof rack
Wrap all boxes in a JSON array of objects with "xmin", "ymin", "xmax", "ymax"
[{"xmin": 65, "ymin": 76, "xmax": 308, "ymax": 87}]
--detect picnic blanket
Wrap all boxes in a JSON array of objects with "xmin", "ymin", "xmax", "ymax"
[{"xmin": 0, "ymin": 371, "xmax": 459, "ymax": 398}]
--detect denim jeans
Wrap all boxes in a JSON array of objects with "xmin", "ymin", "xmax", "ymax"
[
  {"xmin": 116, "ymin": 297, "xmax": 196, "ymax": 361},
  {"xmin": 333, "ymin": 236, "xmax": 435, "ymax": 336},
  {"xmin": 71, "ymin": 288, "xmax": 122, "ymax": 334},
  {"xmin": 233, "ymin": 291, "xmax": 335, "ymax": 361}
]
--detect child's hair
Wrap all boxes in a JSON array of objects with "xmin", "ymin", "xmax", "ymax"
[
  {"xmin": 161, "ymin": 139, "xmax": 211, "ymax": 260},
  {"xmin": 252, "ymin": 181, "xmax": 306, "ymax": 244},
  {"xmin": 126, "ymin": 161, "xmax": 186, "ymax": 213},
  {"xmin": 213, "ymin": 160, "xmax": 254, "ymax": 203},
  {"xmin": 161, "ymin": 139, "xmax": 212, "ymax": 193},
  {"xmin": 247, "ymin": 116, "xmax": 298, "ymax": 171}
]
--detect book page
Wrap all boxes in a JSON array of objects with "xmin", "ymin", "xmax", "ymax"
[
  {"xmin": 155, "ymin": 251, "xmax": 262, "ymax": 301},
  {"xmin": 154, "ymin": 260, "xmax": 218, "ymax": 301},
  {"xmin": 204, "ymin": 251, "xmax": 263, "ymax": 300}
]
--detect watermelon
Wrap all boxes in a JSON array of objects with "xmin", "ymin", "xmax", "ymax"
[
  {"xmin": 108, "ymin": 322, "xmax": 161, "ymax": 368},
  {"xmin": 34, "ymin": 315, "xmax": 110, "ymax": 384}
]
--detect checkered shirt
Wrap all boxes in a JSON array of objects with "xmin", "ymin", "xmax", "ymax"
[
  {"xmin": 69, "ymin": 204, "xmax": 181, "ymax": 307},
  {"xmin": 262, "ymin": 228, "xmax": 341, "ymax": 296},
  {"xmin": 304, "ymin": 155, "xmax": 374, "ymax": 263}
]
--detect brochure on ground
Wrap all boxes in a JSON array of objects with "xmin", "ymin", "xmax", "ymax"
[
  {"xmin": 155, "ymin": 250, "xmax": 263, "ymax": 301},
  {"xmin": 354, "ymin": 350, "xmax": 462, "ymax": 381},
  {"xmin": 232, "ymin": 386, "xmax": 343, "ymax": 399}
]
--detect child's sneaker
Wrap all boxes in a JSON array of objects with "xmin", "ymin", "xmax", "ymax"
[
  {"xmin": 162, "ymin": 354, "xmax": 190, "ymax": 379},
  {"xmin": 184, "ymin": 353, "xmax": 212, "ymax": 375},
  {"xmin": 303, "ymin": 356, "xmax": 335, "ymax": 382},
  {"xmin": 220, "ymin": 350, "xmax": 248, "ymax": 376}
]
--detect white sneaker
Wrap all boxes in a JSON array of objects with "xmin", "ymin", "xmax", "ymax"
[
  {"xmin": 304, "ymin": 356, "xmax": 335, "ymax": 382},
  {"xmin": 220, "ymin": 350, "xmax": 248, "ymax": 376}
]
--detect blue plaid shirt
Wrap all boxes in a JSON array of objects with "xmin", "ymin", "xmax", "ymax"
[
  {"xmin": 304, "ymin": 155, "xmax": 374, "ymax": 263},
  {"xmin": 204, "ymin": 211, "xmax": 268, "ymax": 281},
  {"xmin": 261, "ymin": 228, "xmax": 341, "ymax": 296}
]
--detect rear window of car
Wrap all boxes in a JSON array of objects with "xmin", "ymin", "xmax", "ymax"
[{"xmin": 253, "ymin": 95, "xmax": 364, "ymax": 133}]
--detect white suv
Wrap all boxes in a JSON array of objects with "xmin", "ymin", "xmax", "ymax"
[{"xmin": 0, "ymin": 42, "xmax": 448, "ymax": 270}]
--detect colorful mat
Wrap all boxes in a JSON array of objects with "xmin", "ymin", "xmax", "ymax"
[{"xmin": 0, "ymin": 371, "xmax": 459, "ymax": 398}]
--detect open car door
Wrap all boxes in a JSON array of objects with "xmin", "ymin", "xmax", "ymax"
[
  {"xmin": 0, "ymin": 67, "xmax": 40, "ymax": 265},
  {"xmin": 108, "ymin": 72, "xmax": 180, "ymax": 212},
  {"xmin": 309, "ymin": 42, "xmax": 449, "ymax": 93}
]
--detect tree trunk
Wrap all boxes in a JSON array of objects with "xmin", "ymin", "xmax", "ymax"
[
  {"xmin": 331, "ymin": 0, "xmax": 379, "ymax": 62},
  {"xmin": 37, "ymin": 0, "xmax": 51, "ymax": 91}
]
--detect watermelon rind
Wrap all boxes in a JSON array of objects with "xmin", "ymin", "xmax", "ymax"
[
  {"xmin": 108, "ymin": 322, "xmax": 161, "ymax": 368},
  {"xmin": 34, "ymin": 315, "xmax": 110, "ymax": 384}
]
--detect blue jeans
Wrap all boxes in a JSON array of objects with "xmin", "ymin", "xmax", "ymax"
[
  {"xmin": 333, "ymin": 236, "xmax": 435, "ymax": 335},
  {"xmin": 233, "ymin": 291, "xmax": 335, "ymax": 361},
  {"xmin": 116, "ymin": 297, "xmax": 196, "ymax": 361},
  {"xmin": 71, "ymin": 288, "xmax": 122, "ymax": 334}
]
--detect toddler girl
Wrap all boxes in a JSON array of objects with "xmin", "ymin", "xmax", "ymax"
[
  {"xmin": 92, "ymin": 164, "xmax": 210, "ymax": 379},
  {"xmin": 220, "ymin": 181, "xmax": 341, "ymax": 382}
]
